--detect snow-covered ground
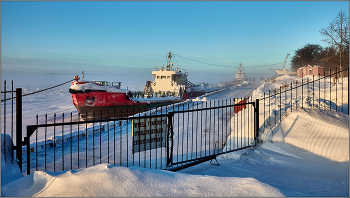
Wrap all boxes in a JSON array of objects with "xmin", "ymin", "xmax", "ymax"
[{"xmin": 1, "ymin": 73, "xmax": 349, "ymax": 197}]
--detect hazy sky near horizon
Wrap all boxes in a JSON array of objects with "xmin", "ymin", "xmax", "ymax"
[{"xmin": 1, "ymin": 1, "xmax": 349, "ymax": 83}]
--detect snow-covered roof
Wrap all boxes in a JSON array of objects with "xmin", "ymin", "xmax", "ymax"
[
  {"xmin": 70, "ymin": 81, "xmax": 129, "ymax": 93},
  {"xmin": 299, "ymin": 65, "xmax": 323, "ymax": 69}
]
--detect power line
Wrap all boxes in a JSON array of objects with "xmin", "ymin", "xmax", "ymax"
[
  {"xmin": 174, "ymin": 54, "xmax": 286, "ymax": 68},
  {"xmin": 1, "ymin": 79, "xmax": 73, "ymax": 102},
  {"xmin": 174, "ymin": 54, "xmax": 234, "ymax": 68}
]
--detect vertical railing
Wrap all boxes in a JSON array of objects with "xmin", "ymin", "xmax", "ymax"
[
  {"xmin": 1, "ymin": 81, "xmax": 24, "ymax": 172},
  {"xmin": 259, "ymin": 67, "xmax": 349, "ymax": 134}
]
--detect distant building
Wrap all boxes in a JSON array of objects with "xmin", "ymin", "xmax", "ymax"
[{"xmin": 297, "ymin": 65, "xmax": 325, "ymax": 78}]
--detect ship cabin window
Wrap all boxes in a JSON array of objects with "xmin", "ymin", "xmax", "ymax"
[
  {"xmin": 157, "ymin": 76, "xmax": 160, "ymax": 79},
  {"xmin": 167, "ymin": 76, "xmax": 170, "ymax": 79},
  {"xmin": 161, "ymin": 76, "xmax": 166, "ymax": 80}
]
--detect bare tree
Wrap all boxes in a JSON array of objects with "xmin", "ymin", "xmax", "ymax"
[
  {"xmin": 291, "ymin": 43, "xmax": 323, "ymax": 71},
  {"xmin": 320, "ymin": 10, "xmax": 349, "ymax": 76}
]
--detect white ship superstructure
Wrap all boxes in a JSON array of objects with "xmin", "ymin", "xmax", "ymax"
[
  {"xmin": 233, "ymin": 62, "xmax": 247, "ymax": 85},
  {"xmin": 234, "ymin": 62, "xmax": 246, "ymax": 80},
  {"xmin": 144, "ymin": 52, "xmax": 188, "ymax": 97}
]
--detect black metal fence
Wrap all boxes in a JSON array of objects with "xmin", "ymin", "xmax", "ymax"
[
  {"xmin": 259, "ymin": 67, "xmax": 349, "ymax": 132},
  {"xmin": 3, "ymin": 67, "xmax": 347, "ymax": 175},
  {"xmin": 19, "ymin": 97, "xmax": 258, "ymax": 175}
]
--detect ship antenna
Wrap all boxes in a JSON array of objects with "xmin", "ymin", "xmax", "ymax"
[{"xmin": 81, "ymin": 71, "xmax": 85, "ymax": 81}]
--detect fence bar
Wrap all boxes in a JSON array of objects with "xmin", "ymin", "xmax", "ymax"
[
  {"xmin": 191, "ymin": 103, "xmax": 194, "ymax": 160},
  {"xmin": 149, "ymin": 108, "xmax": 152, "ymax": 169},
  {"xmin": 62, "ymin": 113, "xmax": 64, "ymax": 171},
  {"xmin": 209, "ymin": 101, "xmax": 211, "ymax": 156},
  {"xmin": 291, "ymin": 83, "xmax": 292, "ymax": 113},
  {"xmin": 54, "ymin": 114, "xmax": 56, "ymax": 171},
  {"xmin": 187, "ymin": 103, "xmax": 190, "ymax": 159},
  {"xmin": 237, "ymin": 99, "xmax": 239, "ymax": 148},
  {"xmin": 205, "ymin": 101, "xmax": 207, "ymax": 157},
  {"xmin": 280, "ymin": 87, "xmax": 281, "ymax": 122},
  {"xmin": 93, "ymin": 112, "xmax": 95, "ymax": 166},
  {"xmin": 11, "ymin": 81, "xmax": 14, "ymax": 163},
  {"xmin": 26, "ymin": 132, "xmax": 30, "ymax": 175},
  {"xmin": 240, "ymin": 97, "xmax": 243, "ymax": 148},
  {"xmin": 264, "ymin": 93, "xmax": 265, "ymax": 131},
  {"xmin": 197, "ymin": 102, "xmax": 199, "ymax": 158},
  {"xmin": 113, "ymin": 108, "xmax": 117, "ymax": 166},
  {"xmin": 319, "ymin": 77, "xmax": 320, "ymax": 109},
  {"xmin": 254, "ymin": 99, "xmax": 259, "ymax": 145},
  {"xmin": 70, "ymin": 112, "xmax": 72, "ymax": 170},
  {"xmin": 132, "ymin": 109, "xmax": 134, "ymax": 167},
  {"xmin": 302, "ymin": 79, "xmax": 303, "ymax": 109},
  {"xmin": 213, "ymin": 101, "xmax": 216, "ymax": 155},
  {"xmin": 285, "ymin": 86, "xmax": 287, "ymax": 117},
  {"xmin": 85, "ymin": 112, "xmax": 88, "ymax": 168},
  {"xmin": 120, "ymin": 110, "xmax": 122, "ymax": 167},
  {"xmin": 45, "ymin": 114, "xmax": 47, "ymax": 171},
  {"xmin": 177, "ymin": 105, "xmax": 180, "ymax": 164},
  {"xmin": 225, "ymin": 99, "xmax": 228, "ymax": 152},
  {"xmin": 138, "ymin": 108, "xmax": 140, "ymax": 167},
  {"xmin": 342, "ymin": 69, "xmax": 343, "ymax": 113},
  {"xmin": 229, "ymin": 99, "xmax": 232, "ymax": 152},
  {"xmin": 330, "ymin": 69, "xmax": 331, "ymax": 111},
  {"xmin": 108, "ymin": 111, "xmax": 110, "ymax": 164},
  {"xmin": 247, "ymin": 98, "xmax": 249, "ymax": 146},
  {"xmin": 296, "ymin": 81, "xmax": 298, "ymax": 110},
  {"xmin": 219, "ymin": 100, "xmax": 221, "ymax": 153},
  {"xmin": 336, "ymin": 68, "xmax": 337, "ymax": 112},
  {"xmin": 201, "ymin": 102, "xmax": 203, "ymax": 157},
  {"xmin": 313, "ymin": 75, "xmax": 315, "ymax": 109},
  {"xmin": 16, "ymin": 88, "xmax": 22, "ymax": 172},
  {"xmin": 100, "ymin": 111, "xmax": 102, "ymax": 164},
  {"xmin": 182, "ymin": 103, "xmax": 184, "ymax": 161},
  {"xmin": 4, "ymin": 81, "xmax": 6, "ymax": 163},
  {"xmin": 36, "ymin": 115, "xmax": 38, "ymax": 171},
  {"xmin": 269, "ymin": 91, "xmax": 271, "ymax": 124}
]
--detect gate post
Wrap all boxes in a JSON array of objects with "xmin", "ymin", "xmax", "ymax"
[
  {"xmin": 166, "ymin": 112, "xmax": 174, "ymax": 167},
  {"xmin": 254, "ymin": 99, "xmax": 259, "ymax": 146},
  {"xmin": 16, "ymin": 88, "xmax": 22, "ymax": 172}
]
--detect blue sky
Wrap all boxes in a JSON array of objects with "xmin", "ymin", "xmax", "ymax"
[{"xmin": 1, "ymin": 1, "xmax": 349, "ymax": 83}]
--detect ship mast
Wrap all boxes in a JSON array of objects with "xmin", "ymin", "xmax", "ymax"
[{"xmin": 166, "ymin": 52, "xmax": 175, "ymax": 70}]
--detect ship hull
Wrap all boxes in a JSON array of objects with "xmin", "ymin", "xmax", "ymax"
[
  {"xmin": 71, "ymin": 91, "xmax": 183, "ymax": 121},
  {"xmin": 75, "ymin": 102, "xmax": 179, "ymax": 120},
  {"xmin": 190, "ymin": 90, "xmax": 206, "ymax": 97}
]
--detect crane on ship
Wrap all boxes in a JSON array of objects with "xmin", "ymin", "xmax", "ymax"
[
  {"xmin": 270, "ymin": 54, "xmax": 296, "ymax": 76},
  {"xmin": 281, "ymin": 54, "xmax": 290, "ymax": 70}
]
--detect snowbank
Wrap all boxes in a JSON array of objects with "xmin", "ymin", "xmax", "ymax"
[
  {"xmin": 1, "ymin": 134, "xmax": 24, "ymax": 186},
  {"xmin": 260, "ymin": 108, "xmax": 349, "ymax": 162},
  {"xmin": 1, "ymin": 163, "xmax": 283, "ymax": 197}
]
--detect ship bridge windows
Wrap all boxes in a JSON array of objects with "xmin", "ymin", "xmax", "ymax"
[{"xmin": 161, "ymin": 76, "xmax": 166, "ymax": 80}]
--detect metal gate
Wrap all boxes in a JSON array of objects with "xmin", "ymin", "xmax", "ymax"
[{"xmin": 167, "ymin": 98, "xmax": 259, "ymax": 171}]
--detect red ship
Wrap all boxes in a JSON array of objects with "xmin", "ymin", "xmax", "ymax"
[{"xmin": 69, "ymin": 75, "xmax": 187, "ymax": 121}]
